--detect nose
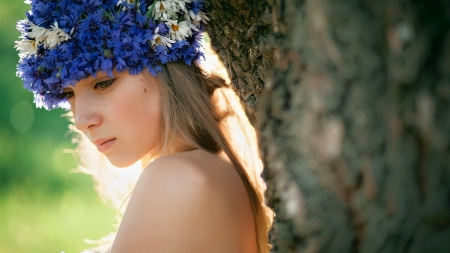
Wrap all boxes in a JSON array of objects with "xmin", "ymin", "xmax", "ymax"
[{"xmin": 73, "ymin": 94, "xmax": 102, "ymax": 132}]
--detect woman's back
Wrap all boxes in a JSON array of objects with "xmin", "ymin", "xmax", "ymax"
[{"xmin": 110, "ymin": 149, "xmax": 257, "ymax": 253}]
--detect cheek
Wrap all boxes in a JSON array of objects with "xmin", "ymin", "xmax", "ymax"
[
  {"xmin": 118, "ymin": 89, "xmax": 161, "ymax": 147},
  {"xmin": 109, "ymin": 81, "xmax": 160, "ymax": 122}
]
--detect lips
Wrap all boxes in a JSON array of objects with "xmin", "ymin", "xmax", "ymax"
[{"xmin": 93, "ymin": 138, "xmax": 116, "ymax": 153}]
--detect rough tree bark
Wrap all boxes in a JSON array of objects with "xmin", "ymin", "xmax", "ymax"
[
  {"xmin": 207, "ymin": 1, "xmax": 450, "ymax": 253},
  {"xmin": 205, "ymin": 0, "xmax": 274, "ymax": 124}
]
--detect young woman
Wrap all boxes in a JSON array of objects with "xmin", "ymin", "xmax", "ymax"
[{"xmin": 16, "ymin": 0, "xmax": 273, "ymax": 252}]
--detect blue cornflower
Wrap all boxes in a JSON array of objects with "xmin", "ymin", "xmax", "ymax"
[{"xmin": 17, "ymin": 0, "xmax": 208, "ymax": 109}]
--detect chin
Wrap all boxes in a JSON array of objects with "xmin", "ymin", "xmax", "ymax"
[{"xmin": 106, "ymin": 155, "xmax": 140, "ymax": 168}]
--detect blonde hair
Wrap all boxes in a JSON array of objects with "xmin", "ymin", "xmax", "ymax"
[{"xmin": 75, "ymin": 60, "xmax": 273, "ymax": 252}]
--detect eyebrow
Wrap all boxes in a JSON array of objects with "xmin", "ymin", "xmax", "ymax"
[{"xmin": 91, "ymin": 73, "xmax": 116, "ymax": 82}]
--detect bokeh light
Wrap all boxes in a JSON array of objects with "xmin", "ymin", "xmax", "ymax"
[
  {"xmin": 10, "ymin": 100, "xmax": 34, "ymax": 133},
  {"xmin": 0, "ymin": 1, "xmax": 117, "ymax": 252}
]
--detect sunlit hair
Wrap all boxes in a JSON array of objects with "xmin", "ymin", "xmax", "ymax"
[{"xmin": 73, "ymin": 48, "xmax": 273, "ymax": 253}]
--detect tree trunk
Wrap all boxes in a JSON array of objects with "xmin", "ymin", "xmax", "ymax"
[
  {"xmin": 207, "ymin": 0, "xmax": 450, "ymax": 252},
  {"xmin": 205, "ymin": 0, "xmax": 274, "ymax": 124}
]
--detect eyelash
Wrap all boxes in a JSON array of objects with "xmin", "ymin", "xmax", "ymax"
[
  {"xmin": 62, "ymin": 91, "xmax": 74, "ymax": 99},
  {"xmin": 61, "ymin": 78, "xmax": 117, "ymax": 99},
  {"xmin": 94, "ymin": 78, "xmax": 117, "ymax": 90}
]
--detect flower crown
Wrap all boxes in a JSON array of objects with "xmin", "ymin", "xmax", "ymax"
[{"xmin": 16, "ymin": 0, "xmax": 209, "ymax": 110}]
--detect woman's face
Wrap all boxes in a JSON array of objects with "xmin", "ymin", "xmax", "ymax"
[{"xmin": 64, "ymin": 70, "xmax": 162, "ymax": 167}]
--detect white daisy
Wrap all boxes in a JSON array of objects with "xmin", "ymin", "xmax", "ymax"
[
  {"xmin": 172, "ymin": 0, "xmax": 192, "ymax": 13},
  {"xmin": 117, "ymin": 0, "xmax": 139, "ymax": 10},
  {"xmin": 151, "ymin": 26, "xmax": 175, "ymax": 48},
  {"xmin": 184, "ymin": 9, "xmax": 210, "ymax": 26},
  {"xmin": 15, "ymin": 20, "xmax": 71, "ymax": 58},
  {"xmin": 15, "ymin": 38, "xmax": 37, "ymax": 58},
  {"xmin": 44, "ymin": 22, "xmax": 71, "ymax": 49},
  {"xmin": 153, "ymin": 0, "xmax": 178, "ymax": 21},
  {"xmin": 151, "ymin": 0, "xmax": 194, "ymax": 20},
  {"xmin": 27, "ymin": 22, "xmax": 48, "ymax": 44},
  {"xmin": 117, "ymin": 0, "xmax": 131, "ymax": 4},
  {"xmin": 166, "ymin": 20, "xmax": 198, "ymax": 41}
]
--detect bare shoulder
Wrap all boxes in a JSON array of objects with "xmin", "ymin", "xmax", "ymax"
[
  {"xmin": 142, "ymin": 149, "xmax": 228, "ymax": 188},
  {"xmin": 136, "ymin": 150, "xmax": 233, "ymax": 199},
  {"xmin": 110, "ymin": 150, "xmax": 255, "ymax": 253}
]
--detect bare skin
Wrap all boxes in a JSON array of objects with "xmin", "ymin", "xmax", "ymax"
[
  {"xmin": 64, "ymin": 70, "xmax": 162, "ymax": 168},
  {"xmin": 110, "ymin": 149, "xmax": 257, "ymax": 253},
  {"xmin": 66, "ymin": 70, "xmax": 257, "ymax": 251}
]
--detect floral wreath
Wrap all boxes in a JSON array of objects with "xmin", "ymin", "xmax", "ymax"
[{"xmin": 16, "ymin": 0, "xmax": 209, "ymax": 109}]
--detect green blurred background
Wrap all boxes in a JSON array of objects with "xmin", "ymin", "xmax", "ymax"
[{"xmin": 0, "ymin": 1, "xmax": 116, "ymax": 252}]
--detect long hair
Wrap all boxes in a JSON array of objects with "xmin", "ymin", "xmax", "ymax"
[
  {"xmin": 157, "ymin": 63, "xmax": 272, "ymax": 252},
  {"xmin": 75, "ymin": 58, "xmax": 273, "ymax": 253}
]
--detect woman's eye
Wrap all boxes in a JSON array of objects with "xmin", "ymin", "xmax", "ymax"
[
  {"xmin": 62, "ymin": 91, "xmax": 74, "ymax": 99},
  {"xmin": 94, "ymin": 78, "xmax": 117, "ymax": 90}
]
